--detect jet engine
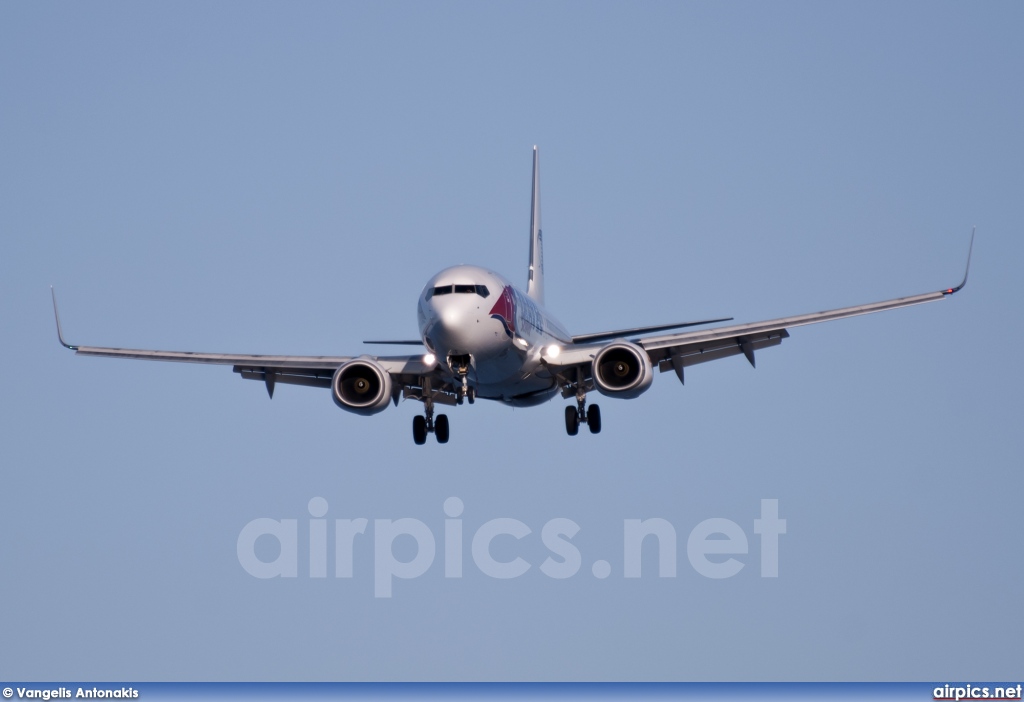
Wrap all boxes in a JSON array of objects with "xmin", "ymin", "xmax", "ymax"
[
  {"xmin": 592, "ymin": 341, "xmax": 654, "ymax": 399},
  {"xmin": 332, "ymin": 358, "xmax": 393, "ymax": 415}
]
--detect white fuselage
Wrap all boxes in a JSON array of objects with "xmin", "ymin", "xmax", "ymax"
[{"xmin": 417, "ymin": 265, "xmax": 572, "ymax": 406}]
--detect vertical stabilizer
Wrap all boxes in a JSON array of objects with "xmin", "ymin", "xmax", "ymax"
[{"xmin": 526, "ymin": 146, "xmax": 544, "ymax": 305}]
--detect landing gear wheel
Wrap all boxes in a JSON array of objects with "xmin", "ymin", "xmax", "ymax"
[
  {"xmin": 435, "ymin": 414, "xmax": 450, "ymax": 444},
  {"xmin": 412, "ymin": 415, "xmax": 427, "ymax": 445},
  {"xmin": 587, "ymin": 404, "xmax": 602, "ymax": 434},
  {"xmin": 467, "ymin": 387, "xmax": 476, "ymax": 404},
  {"xmin": 565, "ymin": 406, "xmax": 579, "ymax": 436}
]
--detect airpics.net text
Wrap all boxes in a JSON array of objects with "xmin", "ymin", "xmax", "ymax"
[{"xmin": 237, "ymin": 498, "xmax": 786, "ymax": 598}]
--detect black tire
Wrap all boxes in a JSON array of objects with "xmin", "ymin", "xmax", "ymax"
[
  {"xmin": 565, "ymin": 406, "xmax": 579, "ymax": 436},
  {"xmin": 435, "ymin": 414, "xmax": 450, "ymax": 444},
  {"xmin": 587, "ymin": 404, "xmax": 602, "ymax": 434},
  {"xmin": 413, "ymin": 415, "xmax": 427, "ymax": 445}
]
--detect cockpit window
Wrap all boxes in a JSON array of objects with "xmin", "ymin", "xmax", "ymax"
[{"xmin": 427, "ymin": 284, "xmax": 489, "ymax": 299}]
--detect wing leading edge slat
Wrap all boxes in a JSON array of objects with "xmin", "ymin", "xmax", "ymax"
[
  {"xmin": 640, "ymin": 289, "xmax": 945, "ymax": 354},
  {"xmin": 73, "ymin": 346, "xmax": 351, "ymax": 369}
]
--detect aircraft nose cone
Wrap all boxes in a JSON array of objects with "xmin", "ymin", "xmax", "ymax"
[
  {"xmin": 441, "ymin": 304, "xmax": 464, "ymax": 329},
  {"xmin": 429, "ymin": 299, "xmax": 477, "ymax": 353}
]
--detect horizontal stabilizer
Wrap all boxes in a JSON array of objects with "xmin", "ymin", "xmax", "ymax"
[{"xmin": 363, "ymin": 340, "xmax": 424, "ymax": 345}]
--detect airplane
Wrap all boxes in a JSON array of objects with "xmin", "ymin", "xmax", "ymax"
[{"xmin": 52, "ymin": 147, "xmax": 975, "ymax": 445}]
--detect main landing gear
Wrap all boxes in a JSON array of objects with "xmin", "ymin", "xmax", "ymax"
[
  {"xmin": 413, "ymin": 400, "xmax": 449, "ymax": 445},
  {"xmin": 411, "ymin": 367, "xmax": 474, "ymax": 444},
  {"xmin": 565, "ymin": 393, "xmax": 601, "ymax": 436}
]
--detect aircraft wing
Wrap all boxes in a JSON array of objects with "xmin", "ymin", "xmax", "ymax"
[
  {"xmin": 51, "ymin": 289, "xmax": 437, "ymax": 399},
  {"xmin": 63, "ymin": 343, "xmax": 435, "ymax": 397},
  {"xmin": 544, "ymin": 286, "xmax": 960, "ymax": 388},
  {"xmin": 546, "ymin": 229, "xmax": 974, "ymax": 383},
  {"xmin": 637, "ymin": 288, "xmax": 945, "ymax": 380}
]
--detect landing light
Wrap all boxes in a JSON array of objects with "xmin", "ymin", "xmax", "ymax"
[
  {"xmin": 514, "ymin": 337, "xmax": 529, "ymax": 349},
  {"xmin": 546, "ymin": 345, "xmax": 561, "ymax": 359},
  {"xmin": 423, "ymin": 353, "xmax": 436, "ymax": 365}
]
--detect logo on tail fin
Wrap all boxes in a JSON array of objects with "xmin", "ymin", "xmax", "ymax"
[{"xmin": 489, "ymin": 286, "xmax": 517, "ymax": 338}]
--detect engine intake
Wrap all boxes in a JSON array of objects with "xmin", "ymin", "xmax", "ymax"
[
  {"xmin": 332, "ymin": 358, "xmax": 392, "ymax": 415},
  {"xmin": 592, "ymin": 342, "xmax": 653, "ymax": 399}
]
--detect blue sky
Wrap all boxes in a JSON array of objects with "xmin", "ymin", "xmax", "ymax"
[{"xmin": 1, "ymin": 1, "xmax": 1022, "ymax": 681}]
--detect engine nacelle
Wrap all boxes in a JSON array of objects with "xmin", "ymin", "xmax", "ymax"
[
  {"xmin": 332, "ymin": 358, "xmax": 393, "ymax": 415},
  {"xmin": 592, "ymin": 341, "xmax": 654, "ymax": 399}
]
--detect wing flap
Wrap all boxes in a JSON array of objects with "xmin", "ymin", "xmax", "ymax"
[
  {"xmin": 654, "ymin": 330, "xmax": 788, "ymax": 372},
  {"xmin": 236, "ymin": 367, "xmax": 333, "ymax": 389}
]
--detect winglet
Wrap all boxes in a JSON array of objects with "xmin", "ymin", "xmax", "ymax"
[
  {"xmin": 50, "ymin": 287, "xmax": 78, "ymax": 350},
  {"xmin": 942, "ymin": 226, "xmax": 975, "ymax": 296}
]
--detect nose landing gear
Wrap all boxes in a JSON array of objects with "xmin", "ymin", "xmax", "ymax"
[
  {"xmin": 458, "ymin": 383, "xmax": 476, "ymax": 405},
  {"xmin": 448, "ymin": 354, "xmax": 475, "ymax": 406}
]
